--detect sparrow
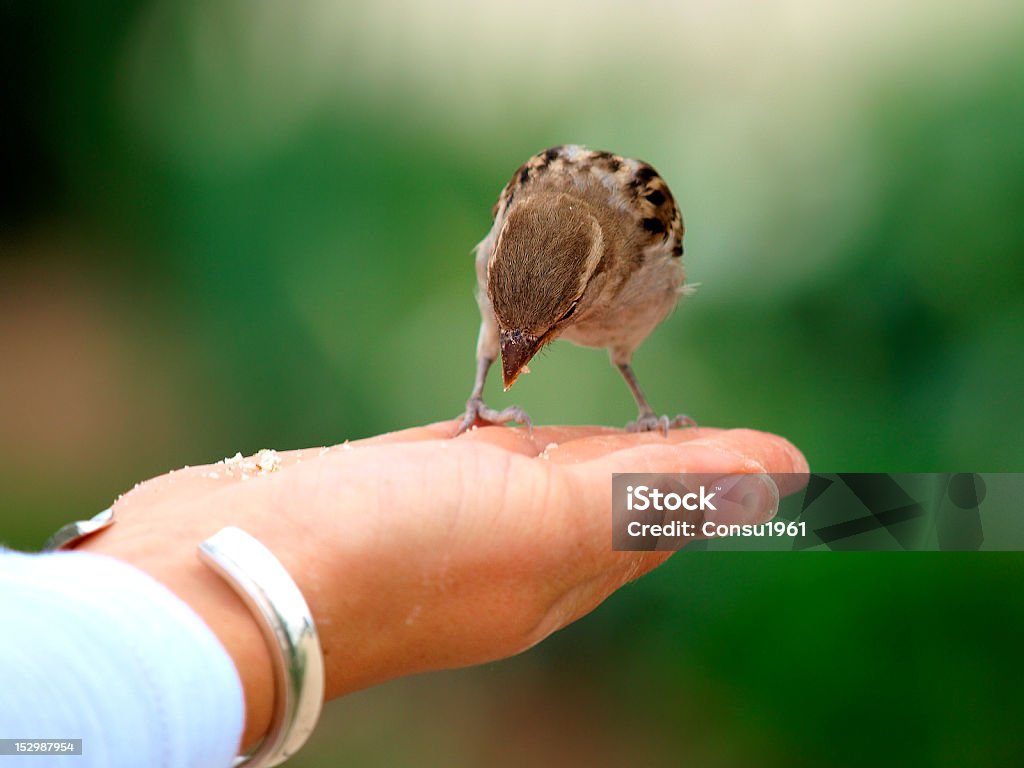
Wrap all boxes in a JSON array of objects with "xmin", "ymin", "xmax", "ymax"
[{"xmin": 456, "ymin": 145, "xmax": 694, "ymax": 436}]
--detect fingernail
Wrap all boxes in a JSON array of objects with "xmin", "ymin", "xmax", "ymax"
[{"xmin": 704, "ymin": 473, "xmax": 779, "ymax": 524}]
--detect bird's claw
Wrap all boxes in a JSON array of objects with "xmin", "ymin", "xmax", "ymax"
[
  {"xmin": 455, "ymin": 398, "xmax": 533, "ymax": 436},
  {"xmin": 626, "ymin": 412, "xmax": 696, "ymax": 437}
]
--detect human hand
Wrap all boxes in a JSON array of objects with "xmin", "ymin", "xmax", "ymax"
[{"xmin": 75, "ymin": 421, "xmax": 807, "ymax": 748}]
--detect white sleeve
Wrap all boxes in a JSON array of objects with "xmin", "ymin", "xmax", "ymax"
[{"xmin": 0, "ymin": 549, "xmax": 245, "ymax": 768}]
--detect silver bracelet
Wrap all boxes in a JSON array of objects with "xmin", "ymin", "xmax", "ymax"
[
  {"xmin": 199, "ymin": 527, "xmax": 325, "ymax": 768},
  {"xmin": 45, "ymin": 516, "xmax": 325, "ymax": 768},
  {"xmin": 43, "ymin": 508, "xmax": 115, "ymax": 552}
]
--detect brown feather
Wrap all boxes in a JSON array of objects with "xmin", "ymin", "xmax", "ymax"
[
  {"xmin": 488, "ymin": 192, "xmax": 597, "ymax": 333},
  {"xmin": 491, "ymin": 146, "xmax": 684, "ymax": 258}
]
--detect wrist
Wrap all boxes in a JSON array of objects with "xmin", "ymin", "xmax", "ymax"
[{"xmin": 76, "ymin": 516, "xmax": 275, "ymax": 750}]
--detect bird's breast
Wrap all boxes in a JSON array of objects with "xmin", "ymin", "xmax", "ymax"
[{"xmin": 560, "ymin": 256, "xmax": 684, "ymax": 352}]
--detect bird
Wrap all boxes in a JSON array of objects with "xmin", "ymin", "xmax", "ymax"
[{"xmin": 456, "ymin": 145, "xmax": 694, "ymax": 436}]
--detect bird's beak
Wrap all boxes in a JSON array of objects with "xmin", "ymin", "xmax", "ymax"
[{"xmin": 500, "ymin": 329, "xmax": 542, "ymax": 390}]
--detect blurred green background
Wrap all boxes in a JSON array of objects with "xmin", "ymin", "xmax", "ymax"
[{"xmin": 2, "ymin": 1, "xmax": 1022, "ymax": 765}]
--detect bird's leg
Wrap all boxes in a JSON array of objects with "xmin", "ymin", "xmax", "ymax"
[
  {"xmin": 455, "ymin": 356, "xmax": 533, "ymax": 436},
  {"xmin": 617, "ymin": 362, "xmax": 695, "ymax": 436}
]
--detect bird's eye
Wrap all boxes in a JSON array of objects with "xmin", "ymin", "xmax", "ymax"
[{"xmin": 559, "ymin": 301, "xmax": 579, "ymax": 323}]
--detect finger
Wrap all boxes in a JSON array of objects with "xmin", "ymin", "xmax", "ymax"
[
  {"xmin": 456, "ymin": 423, "xmax": 654, "ymax": 457},
  {"xmin": 359, "ymin": 422, "xmax": 715, "ymax": 456},
  {"xmin": 533, "ymin": 455, "xmax": 784, "ymax": 638},
  {"xmin": 680, "ymin": 430, "xmax": 809, "ymax": 497},
  {"xmin": 523, "ymin": 425, "xmax": 633, "ymax": 444},
  {"xmin": 454, "ymin": 423, "xmax": 661, "ymax": 457},
  {"xmin": 527, "ymin": 427, "xmax": 726, "ymax": 465},
  {"xmin": 553, "ymin": 428, "xmax": 807, "ymax": 476},
  {"xmin": 540, "ymin": 427, "xmax": 726, "ymax": 464},
  {"xmin": 557, "ymin": 434, "xmax": 806, "ymax": 537},
  {"xmin": 526, "ymin": 425, "xmax": 711, "ymax": 451},
  {"xmin": 455, "ymin": 424, "xmax": 543, "ymax": 455},
  {"xmin": 682, "ymin": 429, "xmax": 809, "ymax": 478},
  {"xmin": 455, "ymin": 423, "xmax": 625, "ymax": 456},
  {"xmin": 548, "ymin": 441, "xmax": 756, "ymax": 556},
  {"xmin": 346, "ymin": 421, "xmax": 618, "ymax": 452},
  {"xmin": 567, "ymin": 440, "xmax": 758, "ymax": 476}
]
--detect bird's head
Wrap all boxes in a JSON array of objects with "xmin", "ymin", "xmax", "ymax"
[{"xmin": 487, "ymin": 193, "xmax": 605, "ymax": 390}]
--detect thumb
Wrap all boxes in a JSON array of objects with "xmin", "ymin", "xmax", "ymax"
[{"xmin": 702, "ymin": 473, "xmax": 780, "ymax": 527}]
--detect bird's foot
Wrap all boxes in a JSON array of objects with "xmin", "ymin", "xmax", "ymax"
[
  {"xmin": 626, "ymin": 412, "xmax": 696, "ymax": 437},
  {"xmin": 455, "ymin": 397, "xmax": 533, "ymax": 436}
]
